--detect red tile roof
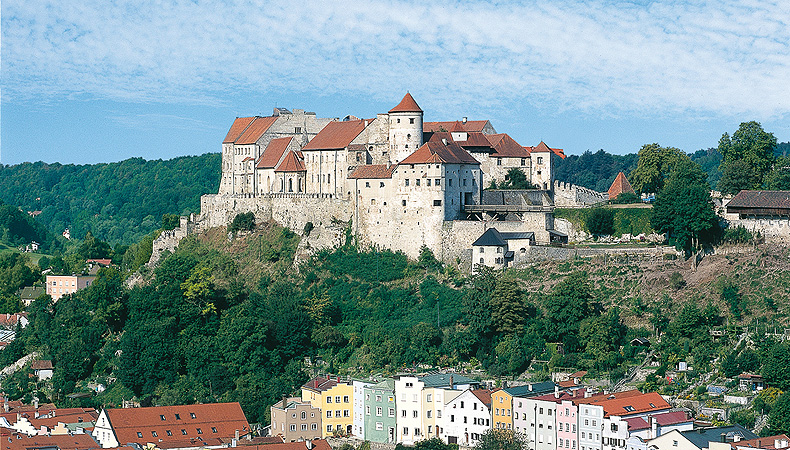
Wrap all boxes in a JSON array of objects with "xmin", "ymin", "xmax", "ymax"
[
  {"xmin": 389, "ymin": 93, "xmax": 422, "ymax": 113},
  {"xmin": 527, "ymin": 141, "xmax": 566, "ymax": 159},
  {"xmin": 302, "ymin": 377, "xmax": 340, "ymax": 392},
  {"xmin": 430, "ymin": 131, "xmax": 493, "ymax": 150},
  {"xmin": 257, "ymin": 137, "xmax": 293, "ymax": 169},
  {"xmin": 597, "ymin": 392, "xmax": 670, "ymax": 417},
  {"xmin": 31, "ymin": 360, "xmax": 53, "ymax": 370},
  {"xmin": 348, "ymin": 165, "xmax": 396, "ymax": 179},
  {"xmin": 471, "ymin": 389, "xmax": 492, "ymax": 407},
  {"xmin": 730, "ymin": 434, "xmax": 790, "ymax": 450},
  {"xmin": 29, "ymin": 410, "xmax": 99, "ymax": 429},
  {"xmin": 623, "ymin": 416, "xmax": 650, "ymax": 431},
  {"xmin": 86, "ymin": 259, "xmax": 113, "ymax": 266},
  {"xmin": 400, "ymin": 140, "xmax": 479, "ymax": 165},
  {"xmin": 424, "ymin": 121, "xmax": 491, "ymax": 133},
  {"xmin": 0, "ymin": 313, "xmax": 27, "ymax": 328},
  {"xmin": 236, "ymin": 117, "xmax": 278, "ymax": 145},
  {"xmin": 275, "ymin": 152, "xmax": 306, "ymax": 172},
  {"xmin": 487, "ymin": 134, "xmax": 530, "ymax": 158},
  {"xmin": 608, "ymin": 172, "xmax": 636, "ymax": 199},
  {"xmin": 0, "ymin": 433, "xmax": 100, "ymax": 450},
  {"xmin": 728, "ymin": 191, "xmax": 790, "ymax": 210},
  {"xmin": 237, "ymin": 440, "xmax": 332, "ymax": 450},
  {"xmin": 104, "ymin": 402, "xmax": 249, "ymax": 446},
  {"xmin": 224, "ymin": 117, "xmax": 256, "ymax": 144},
  {"xmin": 303, "ymin": 120, "xmax": 368, "ymax": 151},
  {"xmin": 572, "ymin": 389, "xmax": 644, "ymax": 406},
  {"xmin": 654, "ymin": 410, "xmax": 690, "ymax": 426}
]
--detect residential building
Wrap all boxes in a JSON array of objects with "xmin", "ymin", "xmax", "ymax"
[
  {"xmin": 92, "ymin": 402, "xmax": 250, "ymax": 448},
  {"xmin": 649, "ymin": 425, "xmax": 757, "ymax": 450},
  {"xmin": 574, "ymin": 390, "xmax": 645, "ymax": 450},
  {"xmin": 301, "ymin": 376, "xmax": 354, "ymax": 437},
  {"xmin": 441, "ymin": 389, "xmax": 492, "ymax": 447},
  {"xmin": 353, "ymin": 379, "xmax": 373, "ymax": 438},
  {"xmin": 363, "ymin": 379, "xmax": 397, "ymax": 443},
  {"xmin": 45, "ymin": 275, "xmax": 96, "ymax": 301},
  {"xmin": 31, "ymin": 360, "xmax": 53, "ymax": 381},
  {"xmin": 270, "ymin": 397, "xmax": 322, "ymax": 442},
  {"xmin": 496, "ymin": 382, "xmax": 557, "ymax": 432}
]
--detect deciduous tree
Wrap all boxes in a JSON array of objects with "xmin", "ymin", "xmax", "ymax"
[
  {"xmin": 629, "ymin": 144, "xmax": 689, "ymax": 193},
  {"xmin": 718, "ymin": 121, "xmax": 777, "ymax": 185}
]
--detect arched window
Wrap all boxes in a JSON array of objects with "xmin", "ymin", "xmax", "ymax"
[
  {"xmin": 407, "ymin": 134, "xmax": 411, "ymax": 140},
  {"xmin": 301, "ymin": 412, "xmax": 306, "ymax": 419},
  {"xmin": 280, "ymin": 179, "xmax": 284, "ymax": 192},
  {"xmin": 289, "ymin": 178, "xmax": 293, "ymax": 192}
]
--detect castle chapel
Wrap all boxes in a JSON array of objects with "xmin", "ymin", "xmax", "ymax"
[{"xmin": 203, "ymin": 93, "xmax": 566, "ymax": 264}]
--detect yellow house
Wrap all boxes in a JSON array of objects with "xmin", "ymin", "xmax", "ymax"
[
  {"xmin": 302, "ymin": 376, "xmax": 354, "ymax": 437},
  {"xmin": 492, "ymin": 383, "xmax": 558, "ymax": 430}
]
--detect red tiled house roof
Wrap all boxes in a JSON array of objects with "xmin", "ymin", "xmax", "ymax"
[
  {"xmin": 257, "ymin": 137, "xmax": 293, "ymax": 169},
  {"xmin": 400, "ymin": 141, "xmax": 480, "ymax": 165},
  {"xmin": 31, "ymin": 360, "xmax": 53, "ymax": 370},
  {"xmin": 727, "ymin": 191, "xmax": 790, "ymax": 217},
  {"xmin": 0, "ymin": 433, "xmax": 100, "ymax": 450},
  {"xmin": 302, "ymin": 120, "xmax": 369, "ymax": 151},
  {"xmin": 486, "ymin": 134, "xmax": 530, "ymax": 158},
  {"xmin": 424, "ymin": 120, "xmax": 491, "ymax": 133},
  {"xmin": 302, "ymin": 377, "xmax": 340, "ymax": 392},
  {"xmin": 104, "ymin": 402, "xmax": 249, "ymax": 446},
  {"xmin": 236, "ymin": 440, "xmax": 332, "ymax": 450},
  {"xmin": 389, "ymin": 93, "xmax": 422, "ymax": 113},
  {"xmin": 527, "ymin": 141, "xmax": 566, "ymax": 159},
  {"xmin": 348, "ymin": 165, "xmax": 397, "ymax": 179},
  {"xmin": 608, "ymin": 172, "xmax": 636, "ymax": 199},
  {"xmin": 223, "ymin": 117, "xmax": 256, "ymax": 144},
  {"xmin": 471, "ymin": 389, "xmax": 492, "ymax": 407},
  {"xmin": 236, "ymin": 117, "xmax": 278, "ymax": 145},
  {"xmin": 598, "ymin": 392, "xmax": 670, "ymax": 417},
  {"xmin": 275, "ymin": 152, "xmax": 306, "ymax": 172}
]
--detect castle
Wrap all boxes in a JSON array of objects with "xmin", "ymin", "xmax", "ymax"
[{"xmin": 201, "ymin": 93, "xmax": 587, "ymax": 267}]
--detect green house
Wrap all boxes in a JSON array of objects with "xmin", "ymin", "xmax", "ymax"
[{"xmin": 363, "ymin": 379, "xmax": 396, "ymax": 443}]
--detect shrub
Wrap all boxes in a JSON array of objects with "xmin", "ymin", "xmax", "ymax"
[
  {"xmin": 228, "ymin": 212, "xmax": 256, "ymax": 234},
  {"xmin": 303, "ymin": 222, "xmax": 314, "ymax": 237},
  {"xmin": 612, "ymin": 192, "xmax": 640, "ymax": 204},
  {"xmin": 669, "ymin": 272, "xmax": 686, "ymax": 290},
  {"xmin": 586, "ymin": 208, "xmax": 615, "ymax": 237},
  {"xmin": 722, "ymin": 225, "xmax": 753, "ymax": 244}
]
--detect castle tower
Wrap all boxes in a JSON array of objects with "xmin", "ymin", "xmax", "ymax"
[{"xmin": 388, "ymin": 93, "xmax": 423, "ymax": 163}]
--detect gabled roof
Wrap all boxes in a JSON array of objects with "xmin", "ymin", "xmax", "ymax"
[
  {"xmin": 257, "ymin": 137, "xmax": 293, "ymax": 169},
  {"xmin": 303, "ymin": 119, "xmax": 369, "ymax": 151},
  {"xmin": 224, "ymin": 117, "xmax": 256, "ymax": 144},
  {"xmin": 348, "ymin": 165, "xmax": 396, "ymax": 179},
  {"xmin": 275, "ymin": 151, "xmax": 305, "ymax": 173},
  {"xmin": 527, "ymin": 141, "xmax": 566, "ymax": 159},
  {"xmin": 608, "ymin": 172, "xmax": 636, "ymax": 199},
  {"xmin": 624, "ymin": 416, "xmax": 649, "ymax": 431},
  {"xmin": 572, "ymin": 389, "xmax": 643, "ymax": 406},
  {"xmin": 449, "ymin": 121, "xmax": 467, "ymax": 132},
  {"xmin": 471, "ymin": 389, "xmax": 492, "ymax": 407},
  {"xmin": 400, "ymin": 140, "xmax": 479, "ymax": 165},
  {"xmin": 103, "ymin": 402, "xmax": 249, "ymax": 446},
  {"xmin": 424, "ymin": 120, "xmax": 492, "ymax": 133},
  {"xmin": 389, "ymin": 93, "xmax": 422, "ymax": 113},
  {"xmin": 500, "ymin": 232, "xmax": 535, "ymax": 240},
  {"xmin": 472, "ymin": 228, "xmax": 505, "ymax": 247},
  {"xmin": 236, "ymin": 116, "xmax": 278, "ymax": 145},
  {"xmin": 504, "ymin": 382, "xmax": 557, "ymax": 398},
  {"xmin": 730, "ymin": 434, "xmax": 790, "ymax": 450},
  {"xmin": 431, "ymin": 131, "xmax": 493, "ymax": 150},
  {"xmin": 654, "ymin": 410, "xmax": 691, "ymax": 426},
  {"xmin": 236, "ymin": 440, "xmax": 332, "ymax": 450},
  {"xmin": 302, "ymin": 376, "xmax": 341, "ymax": 392},
  {"xmin": 487, "ymin": 134, "xmax": 530, "ymax": 158},
  {"xmin": 680, "ymin": 424, "xmax": 757, "ymax": 448},
  {"xmin": 0, "ymin": 433, "xmax": 100, "ymax": 450},
  {"xmin": 31, "ymin": 360, "xmax": 53, "ymax": 370},
  {"xmin": 418, "ymin": 373, "xmax": 478, "ymax": 388},
  {"xmin": 598, "ymin": 392, "xmax": 670, "ymax": 417}
]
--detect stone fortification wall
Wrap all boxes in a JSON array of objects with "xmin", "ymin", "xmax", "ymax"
[
  {"xmin": 482, "ymin": 190, "xmax": 551, "ymax": 206},
  {"xmin": 149, "ymin": 215, "xmax": 200, "ymax": 266},
  {"xmin": 201, "ymin": 193, "xmax": 352, "ymax": 232},
  {"xmin": 514, "ymin": 245, "xmax": 677, "ymax": 264},
  {"xmin": 725, "ymin": 217, "xmax": 790, "ymax": 244},
  {"xmin": 553, "ymin": 180, "xmax": 608, "ymax": 207}
]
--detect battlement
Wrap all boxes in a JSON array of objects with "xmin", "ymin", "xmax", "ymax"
[{"xmin": 553, "ymin": 180, "xmax": 608, "ymax": 207}]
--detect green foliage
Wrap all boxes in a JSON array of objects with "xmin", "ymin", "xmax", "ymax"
[
  {"xmin": 722, "ymin": 225, "xmax": 754, "ymax": 244},
  {"xmin": 318, "ymin": 247, "xmax": 408, "ymax": 283},
  {"xmin": 718, "ymin": 159, "xmax": 760, "ymax": 195},
  {"xmin": 718, "ymin": 121, "xmax": 777, "ymax": 186},
  {"xmin": 499, "ymin": 168, "xmax": 536, "ymax": 190},
  {"xmin": 586, "ymin": 208, "xmax": 615, "ymax": 237},
  {"xmin": 490, "ymin": 278, "xmax": 526, "ymax": 335},
  {"xmin": 541, "ymin": 272, "xmax": 596, "ymax": 352},
  {"xmin": 629, "ymin": 144, "xmax": 690, "ymax": 193},
  {"xmin": 554, "ymin": 150, "xmax": 638, "ymax": 192},
  {"xmin": 763, "ymin": 342, "xmax": 790, "ymax": 391},
  {"xmin": 0, "ymin": 199, "xmax": 60, "ymax": 252},
  {"xmin": 769, "ymin": 391, "xmax": 790, "ymax": 433},
  {"xmin": 416, "ymin": 438, "xmax": 458, "ymax": 450},
  {"xmin": 612, "ymin": 192, "xmax": 640, "ymax": 204},
  {"xmin": 555, "ymin": 208, "xmax": 653, "ymax": 237},
  {"xmin": 651, "ymin": 159, "xmax": 718, "ymax": 253},
  {"xmin": 474, "ymin": 429, "xmax": 529, "ymax": 450},
  {"xmin": 418, "ymin": 245, "xmax": 442, "ymax": 272},
  {"xmin": 162, "ymin": 214, "xmax": 180, "ymax": 231},
  {"xmin": 690, "ymin": 148, "xmax": 723, "ymax": 189},
  {"xmin": 228, "ymin": 212, "xmax": 256, "ymax": 234},
  {"xmin": 766, "ymin": 155, "xmax": 790, "ymax": 190},
  {"xmin": 668, "ymin": 272, "xmax": 685, "ymax": 290},
  {"xmin": 0, "ymin": 154, "xmax": 220, "ymax": 245}
]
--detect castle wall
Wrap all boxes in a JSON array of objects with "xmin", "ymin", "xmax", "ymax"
[
  {"xmin": 725, "ymin": 217, "xmax": 790, "ymax": 244},
  {"xmin": 553, "ymin": 180, "xmax": 608, "ymax": 207}
]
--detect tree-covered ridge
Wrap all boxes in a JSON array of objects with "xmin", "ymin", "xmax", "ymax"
[
  {"xmin": 554, "ymin": 150, "xmax": 638, "ymax": 192},
  {"xmin": 0, "ymin": 199, "xmax": 60, "ymax": 252},
  {"xmin": 0, "ymin": 154, "xmax": 220, "ymax": 245}
]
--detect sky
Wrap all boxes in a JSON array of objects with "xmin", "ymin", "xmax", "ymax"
[{"xmin": 2, "ymin": 0, "xmax": 789, "ymax": 166}]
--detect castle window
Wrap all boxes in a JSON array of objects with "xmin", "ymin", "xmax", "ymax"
[
  {"xmin": 497, "ymin": 247, "xmax": 502, "ymax": 253},
  {"xmin": 407, "ymin": 134, "xmax": 411, "ymax": 139},
  {"xmin": 402, "ymin": 200, "xmax": 406, "ymax": 206},
  {"xmin": 405, "ymin": 179, "xmax": 410, "ymax": 186},
  {"xmin": 416, "ymin": 179, "xmax": 420, "ymax": 186},
  {"xmin": 537, "ymin": 157, "xmax": 543, "ymax": 164},
  {"xmin": 521, "ymin": 158, "xmax": 526, "ymax": 166},
  {"xmin": 371, "ymin": 199, "xmax": 376, "ymax": 205},
  {"xmin": 397, "ymin": 118, "xmax": 401, "ymax": 123},
  {"xmin": 448, "ymin": 179, "xmax": 453, "ymax": 186},
  {"xmin": 328, "ymin": 174, "xmax": 331, "ymax": 183},
  {"xmin": 295, "ymin": 127, "xmax": 301, "ymax": 133},
  {"xmin": 497, "ymin": 159, "xmax": 502, "ymax": 166},
  {"xmin": 365, "ymin": 182, "xmax": 370, "ymax": 188},
  {"xmin": 405, "ymin": 144, "xmax": 408, "ymax": 148},
  {"xmin": 433, "ymin": 200, "xmax": 442, "ymax": 206},
  {"xmin": 380, "ymin": 182, "xmax": 385, "ymax": 188},
  {"xmin": 436, "ymin": 178, "xmax": 440, "ymax": 185},
  {"xmin": 463, "ymin": 179, "xmax": 467, "ymax": 186},
  {"xmin": 410, "ymin": 118, "xmax": 415, "ymax": 124},
  {"xmin": 427, "ymin": 179, "xmax": 431, "ymax": 186},
  {"xmin": 480, "ymin": 248, "xmax": 484, "ymax": 253}
]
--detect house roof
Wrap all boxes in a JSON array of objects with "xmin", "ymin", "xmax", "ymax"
[
  {"xmin": 728, "ymin": 191, "xmax": 790, "ymax": 213},
  {"xmin": 274, "ymin": 151, "xmax": 305, "ymax": 172},
  {"xmin": 18, "ymin": 287, "xmax": 43, "ymax": 299},
  {"xmin": 730, "ymin": 434, "xmax": 790, "ymax": 450},
  {"xmin": 572, "ymin": 389, "xmax": 643, "ymax": 406},
  {"xmin": 302, "ymin": 376, "xmax": 342, "ymax": 392},
  {"xmin": 654, "ymin": 410, "xmax": 691, "ymax": 426},
  {"xmin": 599, "ymin": 392, "xmax": 670, "ymax": 417},
  {"xmin": 103, "ymin": 402, "xmax": 249, "ymax": 446},
  {"xmin": 487, "ymin": 134, "xmax": 530, "ymax": 158},
  {"xmin": 680, "ymin": 424, "xmax": 758, "ymax": 448},
  {"xmin": 400, "ymin": 140, "xmax": 479, "ymax": 165},
  {"xmin": 500, "ymin": 232, "xmax": 535, "ymax": 240},
  {"xmin": 505, "ymin": 382, "xmax": 557, "ymax": 398},
  {"xmin": 527, "ymin": 141, "xmax": 566, "ymax": 159},
  {"xmin": 0, "ymin": 433, "xmax": 100, "ymax": 450},
  {"xmin": 31, "ymin": 360, "xmax": 53, "ymax": 370},
  {"xmin": 471, "ymin": 389, "xmax": 492, "ymax": 407},
  {"xmin": 86, "ymin": 259, "xmax": 113, "ymax": 266},
  {"xmin": 0, "ymin": 313, "xmax": 28, "ymax": 327},
  {"xmin": 236, "ymin": 440, "xmax": 332, "ymax": 450},
  {"xmin": 424, "ymin": 120, "xmax": 491, "ymax": 133},
  {"xmin": 236, "ymin": 116, "xmax": 278, "ymax": 145},
  {"xmin": 224, "ymin": 117, "xmax": 256, "ymax": 144},
  {"xmin": 738, "ymin": 373, "xmax": 764, "ymax": 380},
  {"xmin": 389, "ymin": 93, "xmax": 422, "ymax": 113},
  {"xmin": 624, "ymin": 416, "xmax": 649, "ymax": 431},
  {"xmin": 472, "ymin": 228, "xmax": 505, "ymax": 247},
  {"xmin": 302, "ymin": 119, "xmax": 368, "ymax": 151},
  {"xmin": 430, "ymin": 131, "xmax": 493, "ymax": 150},
  {"xmin": 608, "ymin": 172, "xmax": 636, "ymax": 199},
  {"xmin": 257, "ymin": 137, "xmax": 293, "ymax": 169},
  {"xmin": 418, "ymin": 373, "xmax": 478, "ymax": 388},
  {"xmin": 348, "ymin": 165, "xmax": 396, "ymax": 179}
]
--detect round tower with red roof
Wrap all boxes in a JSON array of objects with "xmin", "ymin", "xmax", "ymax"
[{"xmin": 388, "ymin": 92, "xmax": 423, "ymax": 163}]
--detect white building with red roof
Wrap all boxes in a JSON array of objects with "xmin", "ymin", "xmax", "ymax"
[{"xmin": 440, "ymin": 389, "xmax": 492, "ymax": 447}]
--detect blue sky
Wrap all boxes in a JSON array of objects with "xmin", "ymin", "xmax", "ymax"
[{"xmin": 2, "ymin": 0, "xmax": 789, "ymax": 165}]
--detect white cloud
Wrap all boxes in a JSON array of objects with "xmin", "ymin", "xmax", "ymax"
[{"xmin": 2, "ymin": 0, "xmax": 789, "ymax": 120}]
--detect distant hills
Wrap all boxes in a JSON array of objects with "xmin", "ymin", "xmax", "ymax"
[{"xmin": 0, "ymin": 154, "xmax": 220, "ymax": 245}]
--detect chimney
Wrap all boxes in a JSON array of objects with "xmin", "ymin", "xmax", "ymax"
[
  {"xmin": 462, "ymin": 117, "xmax": 467, "ymax": 124},
  {"xmin": 282, "ymin": 394, "xmax": 288, "ymax": 408},
  {"xmin": 503, "ymin": 380, "xmax": 508, "ymax": 389},
  {"xmin": 235, "ymin": 430, "xmax": 240, "ymax": 440},
  {"xmin": 33, "ymin": 398, "xmax": 38, "ymax": 410},
  {"xmin": 720, "ymin": 433, "xmax": 727, "ymax": 443},
  {"xmin": 449, "ymin": 375, "xmax": 454, "ymax": 390},
  {"xmin": 364, "ymin": 120, "xmax": 368, "ymax": 127},
  {"xmin": 232, "ymin": 439, "xmax": 238, "ymax": 448},
  {"xmin": 337, "ymin": 376, "xmax": 341, "ymax": 382},
  {"xmin": 528, "ymin": 384, "xmax": 533, "ymax": 392},
  {"xmin": 306, "ymin": 441, "xmax": 313, "ymax": 450},
  {"xmin": 4, "ymin": 399, "xmax": 8, "ymax": 412},
  {"xmin": 386, "ymin": 160, "xmax": 391, "ymax": 169},
  {"xmin": 584, "ymin": 390, "xmax": 591, "ymax": 398},
  {"xmin": 554, "ymin": 385, "xmax": 560, "ymax": 399},
  {"xmin": 734, "ymin": 435, "xmax": 741, "ymax": 443}
]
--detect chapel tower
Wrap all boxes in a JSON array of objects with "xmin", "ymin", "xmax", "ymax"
[{"xmin": 388, "ymin": 93, "xmax": 423, "ymax": 163}]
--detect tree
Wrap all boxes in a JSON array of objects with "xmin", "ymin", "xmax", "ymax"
[
  {"xmin": 769, "ymin": 391, "xmax": 790, "ymax": 434},
  {"xmin": 629, "ymin": 144, "xmax": 689, "ymax": 193},
  {"xmin": 474, "ymin": 429, "xmax": 529, "ymax": 450},
  {"xmin": 490, "ymin": 278, "xmax": 526, "ymax": 335},
  {"xmin": 542, "ymin": 272, "xmax": 596, "ymax": 352},
  {"xmin": 586, "ymin": 208, "xmax": 615, "ymax": 237},
  {"xmin": 228, "ymin": 212, "xmax": 256, "ymax": 234},
  {"xmin": 717, "ymin": 159, "xmax": 760, "ymax": 195},
  {"xmin": 650, "ymin": 159, "xmax": 718, "ymax": 253},
  {"xmin": 765, "ymin": 155, "xmax": 790, "ymax": 190},
  {"xmin": 499, "ymin": 168, "xmax": 535, "ymax": 190},
  {"xmin": 718, "ymin": 121, "xmax": 777, "ymax": 185},
  {"xmin": 415, "ymin": 438, "xmax": 458, "ymax": 450},
  {"xmin": 763, "ymin": 342, "xmax": 790, "ymax": 391}
]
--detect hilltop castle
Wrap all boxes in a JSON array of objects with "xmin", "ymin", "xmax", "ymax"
[{"xmin": 201, "ymin": 93, "xmax": 589, "ymax": 267}]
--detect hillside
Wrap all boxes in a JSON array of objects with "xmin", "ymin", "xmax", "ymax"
[
  {"xmin": 0, "ymin": 154, "xmax": 220, "ymax": 245},
  {"xmin": 4, "ymin": 219, "xmax": 789, "ymax": 427}
]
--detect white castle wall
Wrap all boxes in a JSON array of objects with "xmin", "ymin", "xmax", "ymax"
[
  {"xmin": 725, "ymin": 217, "xmax": 790, "ymax": 244},
  {"xmin": 553, "ymin": 180, "xmax": 608, "ymax": 207}
]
